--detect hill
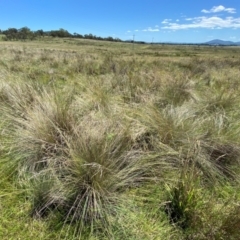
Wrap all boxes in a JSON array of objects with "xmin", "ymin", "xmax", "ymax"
[{"xmin": 205, "ymin": 39, "xmax": 240, "ymax": 46}]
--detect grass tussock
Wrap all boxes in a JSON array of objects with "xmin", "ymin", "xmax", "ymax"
[{"xmin": 1, "ymin": 41, "xmax": 240, "ymax": 239}]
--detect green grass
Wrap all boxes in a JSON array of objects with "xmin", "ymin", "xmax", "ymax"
[{"xmin": 1, "ymin": 39, "xmax": 240, "ymax": 239}]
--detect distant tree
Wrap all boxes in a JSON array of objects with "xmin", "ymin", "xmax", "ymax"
[
  {"xmin": 3, "ymin": 28, "xmax": 18, "ymax": 40},
  {"xmin": 49, "ymin": 28, "xmax": 71, "ymax": 38},
  {"xmin": 18, "ymin": 27, "xmax": 32, "ymax": 40},
  {"xmin": 35, "ymin": 29, "xmax": 44, "ymax": 37},
  {"xmin": 106, "ymin": 36, "xmax": 114, "ymax": 41},
  {"xmin": 1, "ymin": 27, "xmax": 123, "ymax": 42},
  {"xmin": 84, "ymin": 33, "xmax": 96, "ymax": 39},
  {"xmin": 115, "ymin": 37, "xmax": 122, "ymax": 42},
  {"xmin": 49, "ymin": 30, "xmax": 58, "ymax": 37},
  {"xmin": 73, "ymin": 32, "xmax": 83, "ymax": 38},
  {"xmin": 58, "ymin": 28, "xmax": 71, "ymax": 37},
  {"xmin": 96, "ymin": 36, "xmax": 103, "ymax": 40}
]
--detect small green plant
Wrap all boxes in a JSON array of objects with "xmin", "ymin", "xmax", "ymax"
[{"xmin": 164, "ymin": 168, "xmax": 203, "ymax": 230}]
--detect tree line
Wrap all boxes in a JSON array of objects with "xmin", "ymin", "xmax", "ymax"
[{"xmin": 0, "ymin": 27, "xmax": 122, "ymax": 42}]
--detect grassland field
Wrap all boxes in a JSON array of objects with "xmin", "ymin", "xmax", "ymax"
[{"xmin": 0, "ymin": 37, "xmax": 240, "ymax": 239}]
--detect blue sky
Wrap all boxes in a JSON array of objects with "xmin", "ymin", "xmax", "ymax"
[{"xmin": 0, "ymin": 0, "xmax": 240, "ymax": 43}]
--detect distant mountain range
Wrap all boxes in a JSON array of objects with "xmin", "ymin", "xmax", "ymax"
[{"xmin": 204, "ymin": 39, "xmax": 240, "ymax": 46}]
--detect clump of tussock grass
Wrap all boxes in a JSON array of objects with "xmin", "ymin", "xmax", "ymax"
[
  {"xmin": 199, "ymin": 141, "xmax": 240, "ymax": 181},
  {"xmin": 1, "ymin": 80, "xmax": 171, "ymax": 237},
  {"xmin": 197, "ymin": 88, "xmax": 239, "ymax": 114},
  {"xmin": 110, "ymin": 73, "xmax": 148, "ymax": 104},
  {"xmin": 39, "ymin": 51, "xmax": 55, "ymax": 63},
  {"xmin": 177, "ymin": 58, "xmax": 208, "ymax": 77},
  {"xmin": 0, "ymin": 81, "xmax": 43, "ymax": 159},
  {"xmin": 57, "ymin": 117, "xmax": 172, "ymax": 236},
  {"xmin": 20, "ymin": 92, "xmax": 73, "ymax": 171},
  {"xmin": 0, "ymin": 80, "xmax": 43, "ymax": 117},
  {"xmin": 28, "ymin": 172, "xmax": 66, "ymax": 218},
  {"xmin": 1, "ymin": 85, "xmax": 75, "ymax": 175},
  {"xmin": 129, "ymin": 103, "xmax": 199, "ymax": 149},
  {"xmin": 23, "ymin": 115, "xmax": 171, "ymax": 237},
  {"xmin": 190, "ymin": 107, "xmax": 240, "ymax": 181},
  {"xmin": 156, "ymin": 74, "xmax": 196, "ymax": 107},
  {"xmin": 73, "ymin": 83, "xmax": 125, "ymax": 116},
  {"xmin": 206, "ymin": 151, "xmax": 239, "ymax": 183},
  {"xmin": 126, "ymin": 101, "xmax": 240, "ymax": 183},
  {"xmin": 68, "ymin": 53, "xmax": 100, "ymax": 75}
]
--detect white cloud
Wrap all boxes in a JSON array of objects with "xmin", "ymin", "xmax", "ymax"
[
  {"xmin": 128, "ymin": 5, "xmax": 238, "ymax": 35},
  {"xmin": 162, "ymin": 16, "xmax": 240, "ymax": 30},
  {"xmin": 162, "ymin": 19, "xmax": 172, "ymax": 24},
  {"xmin": 201, "ymin": 5, "xmax": 236, "ymax": 14},
  {"xmin": 143, "ymin": 27, "xmax": 159, "ymax": 32}
]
